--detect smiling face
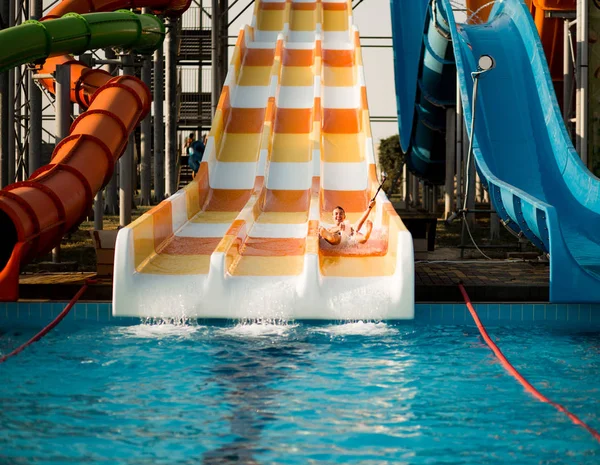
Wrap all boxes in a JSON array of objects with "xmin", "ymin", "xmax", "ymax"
[{"xmin": 332, "ymin": 207, "xmax": 346, "ymax": 225}]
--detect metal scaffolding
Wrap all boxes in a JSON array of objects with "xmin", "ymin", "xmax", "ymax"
[{"xmin": 0, "ymin": 0, "xmax": 229, "ymax": 223}]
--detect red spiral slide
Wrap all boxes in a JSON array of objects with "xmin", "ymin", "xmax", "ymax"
[{"xmin": 0, "ymin": 0, "xmax": 191, "ymax": 301}]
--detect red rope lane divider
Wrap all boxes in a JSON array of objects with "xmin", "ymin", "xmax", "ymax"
[
  {"xmin": 0, "ymin": 281, "xmax": 92, "ymax": 364},
  {"xmin": 458, "ymin": 283, "xmax": 600, "ymax": 443}
]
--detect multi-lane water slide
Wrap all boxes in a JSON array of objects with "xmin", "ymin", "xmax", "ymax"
[
  {"xmin": 391, "ymin": 0, "xmax": 600, "ymax": 302},
  {"xmin": 111, "ymin": 0, "xmax": 414, "ymax": 319},
  {"xmin": 0, "ymin": 0, "xmax": 190, "ymax": 301}
]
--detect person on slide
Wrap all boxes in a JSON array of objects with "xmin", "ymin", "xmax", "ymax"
[{"xmin": 319, "ymin": 200, "xmax": 375, "ymax": 245}]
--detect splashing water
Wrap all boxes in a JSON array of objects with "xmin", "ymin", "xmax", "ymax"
[
  {"xmin": 219, "ymin": 318, "xmax": 298, "ymax": 338},
  {"xmin": 117, "ymin": 314, "xmax": 204, "ymax": 339},
  {"xmin": 313, "ymin": 321, "xmax": 397, "ymax": 337}
]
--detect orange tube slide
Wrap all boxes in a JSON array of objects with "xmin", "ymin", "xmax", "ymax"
[
  {"xmin": 529, "ymin": 0, "xmax": 575, "ymax": 107},
  {"xmin": 0, "ymin": 0, "xmax": 190, "ymax": 301}
]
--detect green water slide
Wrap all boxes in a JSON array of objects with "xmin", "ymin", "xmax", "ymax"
[{"xmin": 0, "ymin": 10, "xmax": 165, "ymax": 72}]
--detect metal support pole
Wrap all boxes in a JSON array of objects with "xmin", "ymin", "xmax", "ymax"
[
  {"xmin": 211, "ymin": 0, "xmax": 220, "ymax": 117},
  {"xmin": 411, "ymin": 173, "xmax": 419, "ymax": 208},
  {"xmin": 402, "ymin": 163, "xmax": 409, "ymax": 208},
  {"xmin": 140, "ymin": 53, "xmax": 152, "ymax": 205},
  {"xmin": 7, "ymin": 0, "xmax": 15, "ymax": 184},
  {"xmin": 104, "ymin": 48, "xmax": 119, "ymax": 215},
  {"xmin": 465, "ymin": 127, "xmax": 476, "ymax": 228},
  {"xmin": 564, "ymin": 18, "xmax": 573, "ymax": 130},
  {"xmin": 581, "ymin": 0, "xmax": 589, "ymax": 166},
  {"xmin": 444, "ymin": 107, "xmax": 456, "ymax": 219},
  {"xmin": 219, "ymin": 0, "xmax": 229, "ymax": 87},
  {"xmin": 153, "ymin": 43, "xmax": 165, "ymax": 201},
  {"xmin": 580, "ymin": 0, "xmax": 589, "ymax": 166},
  {"xmin": 120, "ymin": 54, "xmax": 135, "ymax": 226},
  {"xmin": 455, "ymin": 76, "xmax": 463, "ymax": 212},
  {"xmin": 432, "ymin": 185, "xmax": 438, "ymax": 214},
  {"xmin": 165, "ymin": 17, "xmax": 178, "ymax": 196},
  {"xmin": 0, "ymin": 0, "xmax": 10, "ymax": 188},
  {"xmin": 28, "ymin": 0, "xmax": 43, "ymax": 177},
  {"xmin": 576, "ymin": 0, "xmax": 584, "ymax": 157},
  {"xmin": 54, "ymin": 64, "xmax": 71, "ymax": 263}
]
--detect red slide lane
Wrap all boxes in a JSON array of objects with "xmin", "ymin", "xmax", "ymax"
[
  {"xmin": 0, "ymin": 0, "xmax": 191, "ymax": 301},
  {"xmin": 458, "ymin": 284, "xmax": 600, "ymax": 443}
]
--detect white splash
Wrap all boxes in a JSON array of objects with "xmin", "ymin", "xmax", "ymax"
[
  {"xmin": 219, "ymin": 319, "xmax": 298, "ymax": 338},
  {"xmin": 118, "ymin": 318, "xmax": 204, "ymax": 339},
  {"xmin": 313, "ymin": 320, "xmax": 397, "ymax": 337}
]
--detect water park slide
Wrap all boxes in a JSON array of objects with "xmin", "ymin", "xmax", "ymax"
[
  {"xmin": 0, "ymin": 0, "xmax": 189, "ymax": 302},
  {"xmin": 440, "ymin": 0, "xmax": 600, "ymax": 302},
  {"xmin": 468, "ymin": 0, "xmax": 575, "ymax": 107},
  {"xmin": 391, "ymin": 0, "xmax": 455, "ymax": 184},
  {"xmin": 112, "ymin": 0, "xmax": 414, "ymax": 320}
]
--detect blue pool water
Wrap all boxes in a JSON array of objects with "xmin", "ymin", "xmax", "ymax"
[{"xmin": 0, "ymin": 321, "xmax": 599, "ymax": 464}]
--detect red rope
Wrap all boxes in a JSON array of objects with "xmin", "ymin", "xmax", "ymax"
[
  {"xmin": 458, "ymin": 284, "xmax": 600, "ymax": 443},
  {"xmin": 0, "ymin": 283, "xmax": 89, "ymax": 364}
]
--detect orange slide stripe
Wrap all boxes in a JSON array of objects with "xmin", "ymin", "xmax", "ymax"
[
  {"xmin": 160, "ymin": 236, "xmax": 222, "ymax": 255},
  {"xmin": 204, "ymin": 189, "xmax": 253, "ymax": 212},
  {"xmin": 282, "ymin": 49, "xmax": 315, "ymax": 67},
  {"xmin": 322, "ymin": 49, "xmax": 354, "ymax": 67},
  {"xmin": 241, "ymin": 237, "xmax": 306, "ymax": 256},
  {"xmin": 322, "ymin": 108, "xmax": 361, "ymax": 134},
  {"xmin": 322, "ymin": 2, "xmax": 347, "ymax": 10},
  {"xmin": 244, "ymin": 48, "xmax": 276, "ymax": 66},
  {"xmin": 274, "ymin": 108, "xmax": 312, "ymax": 133},
  {"xmin": 225, "ymin": 108, "xmax": 267, "ymax": 133},
  {"xmin": 291, "ymin": 2, "xmax": 317, "ymax": 10}
]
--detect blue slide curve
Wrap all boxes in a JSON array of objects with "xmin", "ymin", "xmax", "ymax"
[
  {"xmin": 391, "ymin": 0, "xmax": 455, "ymax": 185},
  {"xmin": 392, "ymin": 0, "xmax": 600, "ymax": 302}
]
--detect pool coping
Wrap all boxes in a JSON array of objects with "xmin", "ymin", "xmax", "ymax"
[{"xmin": 2, "ymin": 301, "xmax": 600, "ymax": 329}]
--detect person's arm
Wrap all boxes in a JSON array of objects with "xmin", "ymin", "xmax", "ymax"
[{"xmin": 353, "ymin": 200, "xmax": 375, "ymax": 233}]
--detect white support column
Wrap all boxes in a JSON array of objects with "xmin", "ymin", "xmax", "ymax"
[
  {"xmin": 564, "ymin": 18, "xmax": 573, "ymax": 130},
  {"xmin": 576, "ymin": 0, "xmax": 588, "ymax": 163},
  {"xmin": 465, "ymin": 125, "xmax": 475, "ymax": 228},
  {"xmin": 455, "ymin": 76, "xmax": 463, "ymax": 212},
  {"xmin": 444, "ymin": 107, "xmax": 456, "ymax": 219},
  {"xmin": 582, "ymin": 0, "xmax": 589, "ymax": 166}
]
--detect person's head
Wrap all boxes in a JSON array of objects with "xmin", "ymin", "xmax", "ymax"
[
  {"xmin": 188, "ymin": 132, "xmax": 195, "ymax": 140},
  {"xmin": 332, "ymin": 206, "xmax": 345, "ymax": 225}
]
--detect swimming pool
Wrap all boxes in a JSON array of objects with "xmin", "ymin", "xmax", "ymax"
[{"xmin": 1, "ymin": 320, "xmax": 598, "ymax": 464}]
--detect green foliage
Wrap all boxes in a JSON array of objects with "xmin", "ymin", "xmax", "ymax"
[{"xmin": 377, "ymin": 134, "xmax": 404, "ymax": 195}]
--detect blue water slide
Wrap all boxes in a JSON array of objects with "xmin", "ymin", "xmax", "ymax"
[
  {"xmin": 436, "ymin": 0, "xmax": 600, "ymax": 302},
  {"xmin": 390, "ymin": 0, "xmax": 456, "ymax": 185}
]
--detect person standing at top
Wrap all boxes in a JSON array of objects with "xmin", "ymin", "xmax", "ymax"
[
  {"xmin": 183, "ymin": 132, "xmax": 195, "ymax": 155},
  {"xmin": 185, "ymin": 133, "xmax": 206, "ymax": 179}
]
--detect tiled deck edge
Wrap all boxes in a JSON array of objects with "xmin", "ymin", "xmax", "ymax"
[{"xmin": 1, "ymin": 302, "xmax": 600, "ymax": 327}]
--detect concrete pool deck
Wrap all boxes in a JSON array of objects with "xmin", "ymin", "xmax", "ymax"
[{"xmin": 16, "ymin": 258, "xmax": 550, "ymax": 303}]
